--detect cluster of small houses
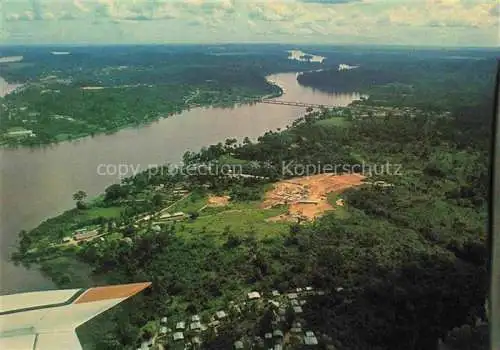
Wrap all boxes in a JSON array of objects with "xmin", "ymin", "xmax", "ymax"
[
  {"xmin": 61, "ymin": 186, "xmax": 192, "ymax": 245},
  {"xmin": 63, "ymin": 212, "xmax": 188, "ymax": 245},
  {"xmin": 139, "ymin": 286, "xmax": 342, "ymax": 350},
  {"xmin": 268, "ymin": 185, "xmax": 314, "ymax": 207},
  {"xmin": 62, "ymin": 227, "xmax": 101, "ymax": 244},
  {"xmin": 348, "ymin": 105, "xmax": 450, "ymax": 120},
  {"xmin": 5, "ymin": 129, "xmax": 36, "ymax": 138}
]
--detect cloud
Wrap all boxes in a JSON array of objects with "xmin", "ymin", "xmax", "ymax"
[
  {"xmin": 5, "ymin": 13, "xmax": 20, "ymax": 22},
  {"xmin": 59, "ymin": 12, "xmax": 76, "ymax": 21},
  {"xmin": 300, "ymin": 0, "xmax": 360, "ymax": 3},
  {"xmin": 6, "ymin": 11, "xmax": 36, "ymax": 21},
  {"xmin": 30, "ymin": 0, "xmax": 43, "ymax": 20},
  {"xmin": 123, "ymin": 15, "xmax": 151, "ymax": 21},
  {"xmin": 94, "ymin": 2, "xmax": 111, "ymax": 18},
  {"xmin": 1, "ymin": 0, "xmax": 498, "ymax": 46},
  {"xmin": 427, "ymin": 19, "xmax": 479, "ymax": 28},
  {"xmin": 187, "ymin": 19, "xmax": 204, "ymax": 26},
  {"xmin": 489, "ymin": 4, "xmax": 499, "ymax": 17},
  {"xmin": 73, "ymin": 0, "xmax": 90, "ymax": 13},
  {"xmin": 384, "ymin": 1, "xmax": 497, "ymax": 29}
]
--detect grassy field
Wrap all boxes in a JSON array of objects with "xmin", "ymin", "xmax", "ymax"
[
  {"xmin": 315, "ymin": 116, "xmax": 349, "ymax": 128},
  {"xmin": 167, "ymin": 193, "xmax": 207, "ymax": 213},
  {"xmin": 177, "ymin": 200, "xmax": 289, "ymax": 243}
]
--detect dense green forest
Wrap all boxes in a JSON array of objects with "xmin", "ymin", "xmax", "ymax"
[
  {"xmin": 297, "ymin": 58, "xmax": 496, "ymax": 111},
  {"xmin": 11, "ymin": 49, "xmax": 496, "ymax": 349}
]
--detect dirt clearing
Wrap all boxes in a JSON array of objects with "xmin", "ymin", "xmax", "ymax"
[
  {"xmin": 207, "ymin": 195, "xmax": 230, "ymax": 207},
  {"xmin": 262, "ymin": 173, "xmax": 365, "ymax": 222}
]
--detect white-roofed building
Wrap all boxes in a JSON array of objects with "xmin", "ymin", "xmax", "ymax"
[
  {"xmin": 247, "ymin": 291, "xmax": 261, "ymax": 300},
  {"xmin": 173, "ymin": 332, "xmax": 184, "ymax": 341},
  {"xmin": 216, "ymin": 310, "xmax": 227, "ymax": 319},
  {"xmin": 269, "ymin": 300, "xmax": 280, "ymax": 308},
  {"xmin": 293, "ymin": 306, "xmax": 303, "ymax": 313},
  {"xmin": 304, "ymin": 332, "xmax": 318, "ymax": 345},
  {"xmin": 190, "ymin": 321, "xmax": 202, "ymax": 330}
]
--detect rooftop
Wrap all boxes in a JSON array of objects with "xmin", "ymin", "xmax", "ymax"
[
  {"xmin": 248, "ymin": 291, "xmax": 261, "ymax": 299},
  {"xmin": 304, "ymin": 335, "xmax": 318, "ymax": 345},
  {"xmin": 216, "ymin": 310, "xmax": 227, "ymax": 319},
  {"xmin": 190, "ymin": 321, "xmax": 202, "ymax": 330},
  {"xmin": 173, "ymin": 332, "xmax": 184, "ymax": 341}
]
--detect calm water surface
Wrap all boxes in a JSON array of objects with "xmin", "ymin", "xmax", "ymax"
[{"xmin": 0, "ymin": 72, "xmax": 363, "ymax": 294}]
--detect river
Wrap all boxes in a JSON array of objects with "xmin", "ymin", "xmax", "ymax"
[{"xmin": 0, "ymin": 72, "xmax": 363, "ymax": 294}]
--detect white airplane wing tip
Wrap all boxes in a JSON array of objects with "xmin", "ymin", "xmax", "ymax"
[{"xmin": 0, "ymin": 282, "xmax": 151, "ymax": 350}]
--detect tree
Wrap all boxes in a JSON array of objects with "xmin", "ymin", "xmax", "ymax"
[
  {"xmin": 151, "ymin": 193, "xmax": 164, "ymax": 207},
  {"xmin": 439, "ymin": 323, "xmax": 489, "ymax": 350},
  {"xmin": 188, "ymin": 211, "xmax": 200, "ymax": 220},
  {"xmin": 104, "ymin": 184, "xmax": 128, "ymax": 202},
  {"xmin": 72, "ymin": 190, "xmax": 87, "ymax": 209},
  {"xmin": 257, "ymin": 308, "xmax": 274, "ymax": 336},
  {"xmin": 73, "ymin": 190, "xmax": 87, "ymax": 202}
]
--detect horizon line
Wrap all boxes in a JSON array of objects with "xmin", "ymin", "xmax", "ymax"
[{"xmin": 0, "ymin": 42, "xmax": 499, "ymax": 50}]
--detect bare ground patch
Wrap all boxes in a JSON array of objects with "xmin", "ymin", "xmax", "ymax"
[
  {"xmin": 207, "ymin": 195, "xmax": 230, "ymax": 207},
  {"xmin": 262, "ymin": 173, "xmax": 365, "ymax": 222}
]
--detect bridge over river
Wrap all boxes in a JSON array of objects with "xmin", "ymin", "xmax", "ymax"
[{"xmin": 258, "ymin": 99, "xmax": 338, "ymax": 108}]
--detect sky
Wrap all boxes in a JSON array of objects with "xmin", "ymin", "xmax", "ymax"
[{"xmin": 1, "ymin": 0, "xmax": 499, "ymax": 47}]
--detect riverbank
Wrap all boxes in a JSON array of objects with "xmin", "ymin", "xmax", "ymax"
[{"xmin": 0, "ymin": 79, "xmax": 282, "ymax": 149}]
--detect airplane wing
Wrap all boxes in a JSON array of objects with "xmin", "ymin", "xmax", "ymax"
[{"xmin": 0, "ymin": 282, "xmax": 151, "ymax": 350}]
